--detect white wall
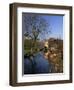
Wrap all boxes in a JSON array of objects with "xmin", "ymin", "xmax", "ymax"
[{"xmin": 0, "ymin": 0, "xmax": 74, "ymax": 90}]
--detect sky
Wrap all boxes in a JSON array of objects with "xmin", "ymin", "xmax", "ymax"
[
  {"xmin": 42, "ymin": 15, "xmax": 63, "ymax": 40},
  {"xmin": 22, "ymin": 13, "xmax": 63, "ymax": 40}
]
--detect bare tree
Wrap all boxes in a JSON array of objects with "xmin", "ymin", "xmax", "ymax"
[{"xmin": 23, "ymin": 14, "xmax": 51, "ymax": 53}]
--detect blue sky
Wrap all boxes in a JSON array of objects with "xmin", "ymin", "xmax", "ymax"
[
  {"xmin": 23, "ymin": 13, "xmax": 63, "ymax": 40},
  {"xmin": 42, "ymin": 15, "xmax": 63, "ymax": 40}
]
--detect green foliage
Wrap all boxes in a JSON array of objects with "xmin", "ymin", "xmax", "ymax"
[{"xmin": 24, "ymin": 39, "xmax": 39, "ymax": 55}]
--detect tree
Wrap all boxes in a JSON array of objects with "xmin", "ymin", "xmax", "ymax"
[{"xmin": 23, "ymin": 14, "xmax": 51, "ymax": 53}]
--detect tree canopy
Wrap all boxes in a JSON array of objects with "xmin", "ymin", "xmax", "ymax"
[{"xmin": 23, "ymin": 14, "xmax": 51, "ymax": 40}]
